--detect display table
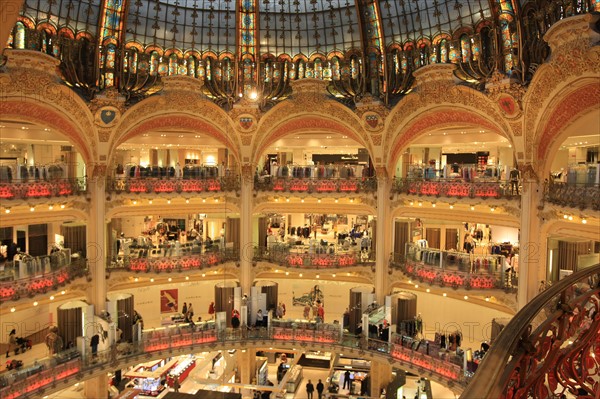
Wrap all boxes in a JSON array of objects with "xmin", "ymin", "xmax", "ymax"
[
  {"xmin": 285, "ymin": 365, "xmax": 303, "ymax": 393},
  {"xmin": 166, "ymin": 357, "xmax": 196, "ymax": 387}
]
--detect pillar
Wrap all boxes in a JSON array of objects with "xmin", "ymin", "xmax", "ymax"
[
  {"xmin": 238, "ymin": 347, "xmax": 257, "ymax": 398},
  {"xmin": 86, "ymin": 167, "xmax": 107, "ymax": 314},
  {"xmin": 375, "ymin": 167, "xmax": 392, "ymax": 304},
  {"xmin": 370, "ymin": 360, "xmax": 393, "ymax": 397},
  {"xmin": 84, "ymin": 375, "xmax": 109, "ymax": 399},
  {"xmin": 518, "ymin": 175, "xmax": 543, "ymax": 309},
  {"xmin": 240, "ymin": 164, "xmax": 254, "ymax": 296}
]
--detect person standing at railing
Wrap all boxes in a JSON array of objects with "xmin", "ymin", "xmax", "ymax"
[{"xmin": 510, "ymin": 167, "xmax": 520, "ymax": 195}]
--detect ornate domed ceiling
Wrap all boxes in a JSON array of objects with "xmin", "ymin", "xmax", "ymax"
[{"xmin": 9, "ymin": 0, "xmax": 600, "ymax": 108}]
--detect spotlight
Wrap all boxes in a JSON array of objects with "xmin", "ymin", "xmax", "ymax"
[
  {"xmin": 568, "ymin": 215, "xmax": 573, "ymax": 221},
  {"xmin": 33, "ymin": 301, "xmax": 38, "ymax": 306},
  {"xmin": 490, "ymin": 207, "xmax": 495, "ymax": 212},
  {"xmin": 10, "ymin": 307, "xmax": 15, "ymax": 312},
  {"xmin": 563, "ymin": 214, "xmax": 568, "ymax": 219},
  {"xmin": 4, "ymin": 208, "xmax": 10, "ymax": 214},
  {"xmin": 286, "ymin": 198, "xmax": 290, "ymax": 202},
  {"xmin": 432, "ymin": 203, "xmax": 436, "ymax": 208},
  {"xmin": 132, "ymin": 200, "xmax": 137, "ymax": 205},
  {"xmin": 150, "ymin": 278, "xmax": 154, "ymax": 282},
  {"xmin": 30, "ymin": 207, "xmax": 35, "ymax": 212},
  {"xmin": 582, "ymin": 218, "xmax": 587, "ymax": 224},
  {"xmin": 301, "ymin": 198, "xmax": 304, "ymax": 203},
  {"xmin": 185, "ymin": 276, "xmax": 189, "ymax": 280},
  {"xmin": 317, "ymin": 199, "xmax": 321, "ymax": 203},
  {"xmin": 185, "ymin": 199, "xmax": 189, "ymax": 204},
  {"xmin": 443, "ymin": 293, "xmax": 447, "ymax": 297},
  {"xmin": 449, "ymin": 205, "xmax": 454, "ymax": 209},
  {"xmin": 334, "ymin": 199, "xmax": 338, "ymax": 203},
  {"xmin": 464, "ymin": 295, "xmax": 468, "ymax": 300},
  {"xmin": 149, "ymin": 200, "xmax": 153, "ymax": 204},
  {"xmin": 167, "ymin": 199, "xmax": 171, "ymax": 204},
  {"xmin": 60, "ymin": 204, "xmax": 65, "ymax": 209},
  {"xmin": 418, "ymin": 202, "xmax": 422, "ymax": 207},
  {"xmin": 470, "ymin": 206, "xmax": 475, "ymax": 211}
]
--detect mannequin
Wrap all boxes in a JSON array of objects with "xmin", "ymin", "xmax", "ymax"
[{"xmin": 509, "ymin": 167, "xmax": 520, "ymax": 195}]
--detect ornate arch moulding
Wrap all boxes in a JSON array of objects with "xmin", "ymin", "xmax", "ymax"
[
  {"xmin": 387, "ymin": 110, "xmax": 503, "ymax": 174},
  {"xmin": 523, "ymin": 13, "xmax": 600, "ymax": 160},
  {"xmin": 253, "ymin": 78, "xmax": 370, "ymax": 166},
  {"xmin": 536, "ymin": 83, "xmax": 600, "ymax": 173}
]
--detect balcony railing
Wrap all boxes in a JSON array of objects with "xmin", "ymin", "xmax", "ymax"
[
  {"xmin": 254, "ymin": 176, "xmax": 377, "ymax": 194},
  {"xmin": 391, "ymin": 178, "xmax": 519, "ymax": 200},
  {"xmin": 460, "ymin": 263, "xmax": 600, "ymax": 399},
  {"xmin": 254, "ymin": 246, "xmax": 374, "ymax": 268},
  {"xmin": 0, "ymin": 260, "xmax": 88, "ymax": 303},
  {"xmin": 0, "ymin": 321, "xmax": 469, "ymax": 399},
  {"xmin": 0, "ymin": 178, "xmax": 87, "ymax": 200},
  {"xmin": 107, "ymin": 248, "xmax": 238, "ymax": 272},
  {"xmin": 392, "ymin": 248, "xmax": 515, "ymax": 291},
  {"xmin": 106, "ymin": 176, "xmax": 240, "ymax": 194},
  {"xmin": 544, "ymin": 181, "xmax": 600, "ymax": 211}
]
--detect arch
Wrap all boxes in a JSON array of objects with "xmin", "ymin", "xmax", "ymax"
[
  {"xmin": 0, "ymin": 208, "xmax": 89, "ymax": 227},
  {"xmin": 110, "ymin": 96, "xmax": 240, "ymax": 165},
  {"xmin": 106, "ymin": 202, "xmax": 240, "ymax": 220},
  {"xmin": 386, "ymin": 106, "xmax": 511, "ymax": 173},
  {"xmin": 253, "ymin": 202, "xmax": 376, "ymax": 216},
  {"xmin": 252, "ymin": 100, "xmax": 371, "ymax": 167},
  {"xmin": 542, "ymin": 219, "xmax": 600, "ymax": 243},
  {"xmin": 0, "ymin": 101, "xmax": 93, "ymax": 165},
  {"xmin": 390, "ymin": 207, "xmax": 520, "ymax": 228},
  {"xmin": 535, "ymin": 81, "xmax": 600, "ymax": 177}
]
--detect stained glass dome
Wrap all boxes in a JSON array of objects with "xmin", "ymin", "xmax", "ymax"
[{"xmin": 9, "ymin": 0, "xmax": 600, "ymax": 108}]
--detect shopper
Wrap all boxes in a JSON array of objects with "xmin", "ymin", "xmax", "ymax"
[
  {"xmin": 316, "ymin": 379, "xmax": 325, "ymax": 399},
  {"xmin": 186, "ymin": 303, "xmax": 194, "ymax": 321},
  {"xmin": 343, "ymin": 370, "xmax": 351, "ymax": 389},
  {"xmin": 306, "ymin": 379, "xmax": 314, "ymax": 399},
  {"xmin": 173, "ymin": 376, "xmax": 180, "ymax": 392},
  {"xmin": 90, "ymin": 334, "xmax": 100, "ymax": 357},
  {"xmin": 208, "ymin": 301, "xmax": 215, "ymax": 319},
  {"xmin": 182, "ymin": 302, "xmax": 188, "ymax": 317},
  {"xmin": 6, "ymin": 329, "xmax": 17, "ymax": 358}
]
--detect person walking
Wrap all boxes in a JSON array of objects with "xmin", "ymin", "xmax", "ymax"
[
  {"xmin": 306, "ymin": 379, "xmax": 315, "ymax": 399},
  {"xmin": 6, "ymin": 329, "xmax": 17, "ymax": 358},
  {"xmin": 316, "ymin": 379, "xmax": 325, "ymax": 399},
  {"xmin": 173, "ymin": 376, "xmax": 180, "ymax": 393}
]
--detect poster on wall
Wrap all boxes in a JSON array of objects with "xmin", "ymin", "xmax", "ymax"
[{"xmin": 160, "ymin": 289, "xmax": 178, "ymax": 313}]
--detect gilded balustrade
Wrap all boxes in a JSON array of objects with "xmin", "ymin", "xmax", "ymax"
[
  {"xmin": 391, "ymin": 178, "xmax": 519, "ymax": 200},
  {"xmin": 545, "ymin": 181, "xmax": 600, "ymax": 211},
  {"xmin": 460, "ymin": 263, "xmax": 600, "ymax": 398},
  {"xmin": 106, "ymin": 175, "xmax": 241, "ymax": 195},
  {"xmin": 254, "ymin": 176, "xmax": 377, "ymax": 194},
  {"xmin": 0, "ymin": 178, "xmax": 87, "ymax": 200}
]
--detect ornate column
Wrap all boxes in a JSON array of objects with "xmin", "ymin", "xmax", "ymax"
[
  {"xmin": 85, "ymin": 166, "xmax": 109, "ymax": 399},
  {"xmin": 238, "ymin": 347, "xmax": 257, "ymax": 395},
  {"xmin": 239, "ymin": 163, "xmax": 255, "ymax": 296},
  {"xmin": 517, "ymin": 164, "xmax": 543, "ymax": 309},
  {"xmin": 374, "ymin": 166, "xmax": 392, "ymax": 304},
  {"xmin": 86, "ymin": 164, "xmax": 108, "ymax": 313}
]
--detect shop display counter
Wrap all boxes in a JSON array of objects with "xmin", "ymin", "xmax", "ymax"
[
  {"xmin": 166, "ymin": 357, "xmax": 196, "ymax": 387},
  {"xmin": 124, "ymin": 358, "xmax": 178, "ymax": 396}
]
